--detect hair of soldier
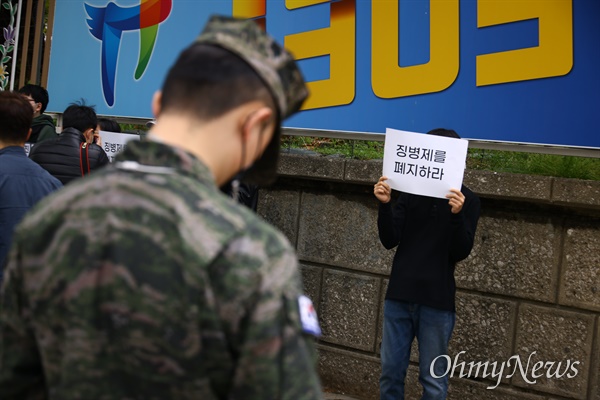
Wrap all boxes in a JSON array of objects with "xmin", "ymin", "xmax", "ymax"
[
  {"xmin": 63, "ymin": 100, "xmax": 98, "ymax": 133},
  {"xmin": 17, "ymin": 83, "xmax": 50, "ymax": 114},
  {"xmin": 160, "ymin": 43, "xmax": 276, "ymax": 123},
  {"xmin": 97, "ymin": 117, "xmax": 121, "ymax": 133},
  {"xmin": 0, "ymin": 91, "xmax": 34, "ymax": 144},
  {"xmin": 427, "ymin": 128, "xmax": 461, "ymax": 139}
]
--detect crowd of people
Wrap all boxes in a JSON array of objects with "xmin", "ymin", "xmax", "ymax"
[{"xmin": 0, "ymin": 14, "xmax": 479, "ymax": 400}]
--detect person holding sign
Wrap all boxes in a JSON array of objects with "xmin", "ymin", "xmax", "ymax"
[{"xmin": 374, "ymin": 128, "xmax": 481, "ymax": 400}]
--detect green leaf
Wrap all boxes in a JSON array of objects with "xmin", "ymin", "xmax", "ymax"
[
  {"xmin": 2, "ymin": 3, "xmax": 10, "ymax": 10},
  {"xmin": 6, "ymin": 46, "xmax": 13, "ymax": 53},
  {"xmin": 2, "ymin": 56, "xmax": 10, "ymax": 63}
]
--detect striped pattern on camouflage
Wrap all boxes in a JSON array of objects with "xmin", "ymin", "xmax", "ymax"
[{"xmin": 0, "ymin": 140, "xmax": 323, "ymax": 400}]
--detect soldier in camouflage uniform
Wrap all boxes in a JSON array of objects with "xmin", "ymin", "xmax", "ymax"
[{"xmin": 0, "ymin": 15, "xmax": 323, "ymax": 400}]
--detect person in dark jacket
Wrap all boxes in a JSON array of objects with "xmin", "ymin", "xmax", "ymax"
[
  {"xmin": 17, "ymin": 84, "xmax": 57, "ymax": 144},
  {"xmin": 374, "ymin": 128, "xmax": 481, "ymax": 400},
  {"xmin": 0, "ymin": 91, "xmax": 62, "ymax": 282},
  {"xmin": 29, "ymin": 101, "xmax": 109, "ymax": 185}
]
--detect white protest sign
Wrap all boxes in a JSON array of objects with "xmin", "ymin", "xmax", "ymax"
[
  {"xmin": 382, "ymin": 128, "xmax": 469, "ymax": 199},
  {"xmin": 24, "ymin": 143, "xmax": 33, "ymax": 157},
  {"xmin": 99, "ymin": 131, "xmax": 140, "ymax": 162}
]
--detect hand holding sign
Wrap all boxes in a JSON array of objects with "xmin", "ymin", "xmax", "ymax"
[
  {"xmin": 446, "ymin": 188, "xmax": 465, "ymax": 214},
  {"xmin": 373, "ymin": 176, "xmax": 392, "ymax": 204},
  {"xmin": 382, "ymin": 128, "xmax": 469, "ymax": 199}
]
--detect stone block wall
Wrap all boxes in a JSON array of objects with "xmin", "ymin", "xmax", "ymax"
[{"xmin": 258, "ymin": 153, "xmax": 600, "ymax": 400}]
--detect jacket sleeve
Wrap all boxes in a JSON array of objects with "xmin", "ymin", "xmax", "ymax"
[
  {"xmin": 377, "ymin": 193, "xmax": 407, "ymax": 250},
  {"xmin": 211, "ymin": 233, "xmax": 323, "ymax": 400},
  {"xmin": 448, "ymin": 190, "xmax": 481, "ymax": 263},
  {"xmin": 97, "ymin": 147, "xmax": 110, "ymax": 167},
  {"xmin": 0, "ymin": 248, "xmax": 46, "ymax": 399}
]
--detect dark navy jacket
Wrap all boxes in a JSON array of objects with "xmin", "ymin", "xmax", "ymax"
[
  {"xmin": 0, "ymin": 146, "xmax": 62, "ymax": 279},
  {"xmin": 378, "ymin": 186, "xmax": 480, "ymax": 311}
]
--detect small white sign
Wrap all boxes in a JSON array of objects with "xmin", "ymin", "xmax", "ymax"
[
  {"xmin": 382, "ymin": 128, "xmax": 469, "ymax": 199},
  {"xmin": 99, "ymin": 130, "xmax": 140, "ymax": 162},
  {"xmin": 24, "ymin": 143, "xmax": 33, "ymax": 157}
]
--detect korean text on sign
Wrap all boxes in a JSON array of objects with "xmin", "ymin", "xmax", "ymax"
[
  {"xmin": 98, "ymin": 130, "xmax": 141, "ymax": 162},
  {"xmin": 382, "ymin": 128, "xmax": 468, "ymax": 199}
]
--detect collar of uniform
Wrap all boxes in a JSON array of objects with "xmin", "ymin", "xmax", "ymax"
[{"xmin": 114, "ymin": 140, "xmax": 215, "ymax": 185}]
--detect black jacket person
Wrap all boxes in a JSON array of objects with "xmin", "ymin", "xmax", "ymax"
[
  {"xmin": 29, "ymin": 102, "xmax": 109, "ymax": 185},
  {"xmin": 374, "ymin": 128, "xmax": 481, "ymax": 400}
]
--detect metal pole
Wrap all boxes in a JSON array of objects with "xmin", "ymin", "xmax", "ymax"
[{"xmin": 9, "ymin": 0, "xmax": 23, "ymax": 91}]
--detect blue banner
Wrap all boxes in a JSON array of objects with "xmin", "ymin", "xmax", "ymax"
[{"xmin": 47, "ymin": 0, "xmax": 600, "ymax": 148}]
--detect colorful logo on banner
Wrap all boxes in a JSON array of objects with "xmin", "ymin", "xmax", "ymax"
[{"xmin": 84, "ymin": 0, "xmax": 172, "ymax": 106}]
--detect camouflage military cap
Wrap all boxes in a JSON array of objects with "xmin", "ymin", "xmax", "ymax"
[{"xmin": 195, "ymin": 15, "xmax": 308, "ymax": 120}]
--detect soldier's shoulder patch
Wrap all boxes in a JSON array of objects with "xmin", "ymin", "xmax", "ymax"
[{"xmin": 298, "ymin": 295, "xmax": 321, "ymax": 337}]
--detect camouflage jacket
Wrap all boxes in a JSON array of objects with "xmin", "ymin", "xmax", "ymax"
[{"xmin": 0, "ymin": 140, "xmax": 323, "ymax": 400}]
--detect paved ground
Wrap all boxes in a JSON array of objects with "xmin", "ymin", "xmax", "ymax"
[{"xmin": 324, "ymin": 393, "xmax": 361, "ymax": 400}]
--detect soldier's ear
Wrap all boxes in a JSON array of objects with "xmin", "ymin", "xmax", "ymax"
[
  {"xmin": 240, "ymin": 106, "xmax": 274, "ymax": 142},
  {"xmin": 151, "ymin": 91, "xmax": 162, "ymax": 118}
]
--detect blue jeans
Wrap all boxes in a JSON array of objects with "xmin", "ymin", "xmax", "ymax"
[{"xmin": 380, "ymin": 300, "xmax": 455, "ymax": 400}]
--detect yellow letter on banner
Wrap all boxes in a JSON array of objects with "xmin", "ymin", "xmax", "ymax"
[
  {"xmin": 287, "ymin": 0, "xmax": 329, "ymax": 7},
  {"xmin": 232, "ymin": 0, "xmax": 265, "ymax": 19},
  {"xmin": 372, "ymin": 0, "xmax": 459, "ymax": 98},
  {"xmin": 233, "ymin": 0, "xmax": 266, "ymax": 30},
  {"xmin": 285, "ymin": 0, "xmax": 356, "ymax": 110},
  {"xmin": 476, "ymin": 0, "xmax": 573, "ymax": 86}
]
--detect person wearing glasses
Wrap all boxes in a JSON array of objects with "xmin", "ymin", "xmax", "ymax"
[{"xmin": 17, "ymin": 84, "xmax": 57, "ymax": 144}]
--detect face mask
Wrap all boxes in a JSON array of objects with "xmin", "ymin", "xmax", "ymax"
[{"xmin": 221, "ymin": 121, "xmax": 251, "ymax": 198}]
